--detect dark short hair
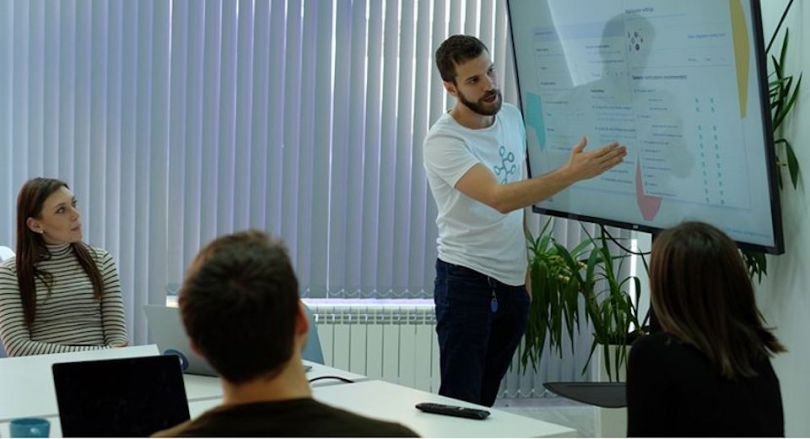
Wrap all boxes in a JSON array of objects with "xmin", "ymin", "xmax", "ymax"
[
  {"xmin": 435, "ymin": 35, "xmax": 489, "ymax": 82},
  {"xmin": 650, "ymin": 221, "xmax": 785, "ymax": 379},
  {"xmin": 179, "ymin": 230, "xmax": 300, "ymax": 383}
]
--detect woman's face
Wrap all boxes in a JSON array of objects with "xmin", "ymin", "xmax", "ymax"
[{"xmin": 27, "ymin": 187, "xmax": 82, "ymax": 245}]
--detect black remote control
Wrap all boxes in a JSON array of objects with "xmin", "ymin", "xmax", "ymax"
[{"xmin": 415, "ymin": 402, "xmax": 490, "ymax": 420}]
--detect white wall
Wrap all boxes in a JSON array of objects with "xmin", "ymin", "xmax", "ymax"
[{"xmin": 758, "ymin": 1, "xmax": 810, "ymax": 436}]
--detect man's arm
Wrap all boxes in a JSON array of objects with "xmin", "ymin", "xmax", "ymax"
[{"xmin": 456, "ymin": 137, "xmax": 626, "ymax": 214}]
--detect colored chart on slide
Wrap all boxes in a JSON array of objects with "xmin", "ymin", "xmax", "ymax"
[{"xmin": 525, "ymin": 93, "xmax": 546, "ymax": 150}]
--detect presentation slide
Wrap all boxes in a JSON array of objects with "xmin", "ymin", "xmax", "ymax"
[{"xmin": 508, "ymin": 0, "xmax": 783, "ymax": 253}]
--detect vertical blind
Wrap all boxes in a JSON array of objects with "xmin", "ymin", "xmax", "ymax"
[{"xmin": 0, "ymin": 0, "xmax": 598, "ymax": 382}]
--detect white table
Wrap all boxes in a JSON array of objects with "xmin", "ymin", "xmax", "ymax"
[
  {"xmin": 0, "ymin": 353, "xmax": 367, "ymax": 437},
  {"xmin": 186, "ymin": 380, "xmax": 576, "ymax": 438},
  {"xmin": 184, "ymin": 360, "xmax": 368, "ymax": 401},
  {"xmin": 1, "ymin": 349, "xmax": 574, "ymax": 438},
  {"xmin": 315, "ymin": 380, "xmax": 576, "ymax": 437},
  {"xmin": 2, "ymin": 383, "xmax": 575, "ymax": 438},
  {"xmin": 0, "ymin": 345, "xmax": 160, "ymax": 422},
  {"xmin": 0, "ymin": 343, "xmax": 364, "ymax": 415}
]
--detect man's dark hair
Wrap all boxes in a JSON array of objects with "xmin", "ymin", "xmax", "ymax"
[
  {"xmin": 179, "ymin": 230, "xmax": 300, "ymax": 383},
  {"xmin": 435, "ymin": 35, "xmax": 489, "ymax": 83}
]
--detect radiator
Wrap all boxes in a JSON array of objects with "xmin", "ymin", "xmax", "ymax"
[{"xmin": 308, "ymin": 300, "xmax": 549, "ymax": 399}]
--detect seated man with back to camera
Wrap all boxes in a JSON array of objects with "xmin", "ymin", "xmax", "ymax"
[{"xmin": 154, "ymin": 230, "xmax": 417, "ymax": 437}]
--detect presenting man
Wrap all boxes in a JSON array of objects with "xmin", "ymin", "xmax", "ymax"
[{"xmin": 423, "ymin": 35, "xmax": 626, "ymax": 406}]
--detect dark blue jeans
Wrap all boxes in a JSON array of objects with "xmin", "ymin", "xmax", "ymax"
[{"xmin": 433, "ymin": 259, "xmax": 530, "ymax": 406}]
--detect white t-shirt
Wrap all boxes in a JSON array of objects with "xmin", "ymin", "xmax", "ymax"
[{"xmin": 423, "ymin": 103, "xmax": 527, "ymax": 286}]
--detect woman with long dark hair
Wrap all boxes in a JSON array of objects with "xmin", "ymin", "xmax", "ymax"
[
  {"xmin": 627, "ymin": 221, "xmax": 785, "ymax": 436},
  {"xmin": 0, "ymin": 178, "xmax": 128, "ymax": 356}
]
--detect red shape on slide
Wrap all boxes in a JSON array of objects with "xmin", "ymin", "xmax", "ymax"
[{"xmin": 636, "ymin": 160, "xmax": 662, "ymax": 221}]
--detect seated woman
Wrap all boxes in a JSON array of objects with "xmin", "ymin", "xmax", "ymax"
[
  {"xmin": 0, "ymin": 178, "xmax": 128, "ymax": 356},
  {"xmin": 627, "ymin": 221, "xmax": 785, "ymax": 437}
]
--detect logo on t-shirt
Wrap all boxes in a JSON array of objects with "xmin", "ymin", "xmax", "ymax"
[{"xmin": 493, "ymin": 145, "xmax": 517, "ymax": 183}]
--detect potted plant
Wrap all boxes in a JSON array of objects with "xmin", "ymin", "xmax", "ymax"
[
  {"xmin": 520, "ymin": 220, "xmax": 646, "ymax": 381},
  {"xmin": 520, "ymin": 219, "xmax": 589, "ymax": 373},
  {"xmin": 579, "ymin": 227, "xmax": 646, "ymax": 381}
]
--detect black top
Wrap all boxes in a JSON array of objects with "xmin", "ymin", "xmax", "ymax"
[
  {"xmin": 627, "ymin": 332, "xmax": 784, "ymax": 437},
  {"xmin": 153, "ymin": 398, "xmax": 419, "ymax": 437}
]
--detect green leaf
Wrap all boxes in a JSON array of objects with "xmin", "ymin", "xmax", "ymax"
[
  {"xmin": 773, "ymin": 76, "xmax": 792, "ymax": 129},
  {"xmin": 741, "ymin": 249, "xmax": 768, "ymax": 283},
  {"xmin": 771, "ymin": 55, "xmax": 783, "ymax": 80},
  {"xmin": 779, "ymin": 28, "xmax": 790, "ymax": 73},
  {"xmin": 784, "ymin": 139, "xmax": 800, "ymax": 188},
  {"xmin": 781, "ymin": 74, "xmax": 802, "ymax": 127},
  {"xmin": 769, "ymin": 27, "xmax": 801, "ymax": 194},
  {"xmin": 584, "ymin": 246, "xmax": 601, "ymax": 286}
]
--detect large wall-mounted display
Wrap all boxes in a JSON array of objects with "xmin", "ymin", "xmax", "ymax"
[{"xmin": 508, "ymin": 0, "xmax": 783, "ymax": 253}]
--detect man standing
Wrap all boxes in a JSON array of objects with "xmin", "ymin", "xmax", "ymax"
[{"xmin": 423, "ymin": 35, "xmax": 626, "ymax": 406}]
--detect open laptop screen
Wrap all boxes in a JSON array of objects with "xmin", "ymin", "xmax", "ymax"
[
  {"xmin": 144, "ymin": 304, "xmax": 220, "ymax": 377},
  {"xmin": 52, "ymin": 355, "xmax": 190, "ymax": 437}
]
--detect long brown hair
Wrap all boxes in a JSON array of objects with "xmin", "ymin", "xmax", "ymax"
[
  {"xmin": 650, "ymin": 221, "xmax": 785, "ymax": 379},
  {"xmin": 15, "ymin": 177, "xmax": 105, "ymax": 329}
]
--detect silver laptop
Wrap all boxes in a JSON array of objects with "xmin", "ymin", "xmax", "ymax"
[
  {"xmin": 144, "ymin": 304, "xmax": 219, "ymax": 376},
  {"xmin": 144, "ymin": 304, "xmax": 313, "ymax": 377}
]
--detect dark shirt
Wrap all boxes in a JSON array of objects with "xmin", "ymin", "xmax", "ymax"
[
  {"xmin": 153, "ymin": 397, "xmax": 418, "ymax": 437},
  {"xmin": 627, "ymin": 332, "xmax": 784, "ymax": 437}
]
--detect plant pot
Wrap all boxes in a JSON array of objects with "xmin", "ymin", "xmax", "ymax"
[
  {"xmin": 592, "ymin": 344, "xmax": 629, "ymax": 438},
  {"xmin": 592, "ymin": 343, "xmax": 629, "ymax": 383}
]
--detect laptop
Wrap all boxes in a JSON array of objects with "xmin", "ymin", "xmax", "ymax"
[
  {"xmin": 144, "ymin": 304, "xmax": 220, "ymax": 376},
  {"xmin": 145, "ymin": 304, "xmax": 313, "ymax": 377},
  {"xmin": 52, "ymin": 355, "xmax": 190, "ymax": 437}
]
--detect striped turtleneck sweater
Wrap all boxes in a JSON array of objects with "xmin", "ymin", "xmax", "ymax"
[{"xmin": 0, "ymin": 242, "xmax": 128, "ymax": 356}]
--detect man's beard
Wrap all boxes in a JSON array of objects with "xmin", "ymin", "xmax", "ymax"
[{"xmin": 458, "ymin": 89, "xmax": 502, "ymax": 116}]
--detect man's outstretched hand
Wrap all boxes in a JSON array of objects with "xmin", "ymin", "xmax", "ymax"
[{"xmin": 565, "ymin": 136, "xmax": 627, "ymax": 181}]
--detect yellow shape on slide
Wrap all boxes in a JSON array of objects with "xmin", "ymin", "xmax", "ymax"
[{"xmin": 730, "ymin": 0, "xmax": 749, "ymax": 118}]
